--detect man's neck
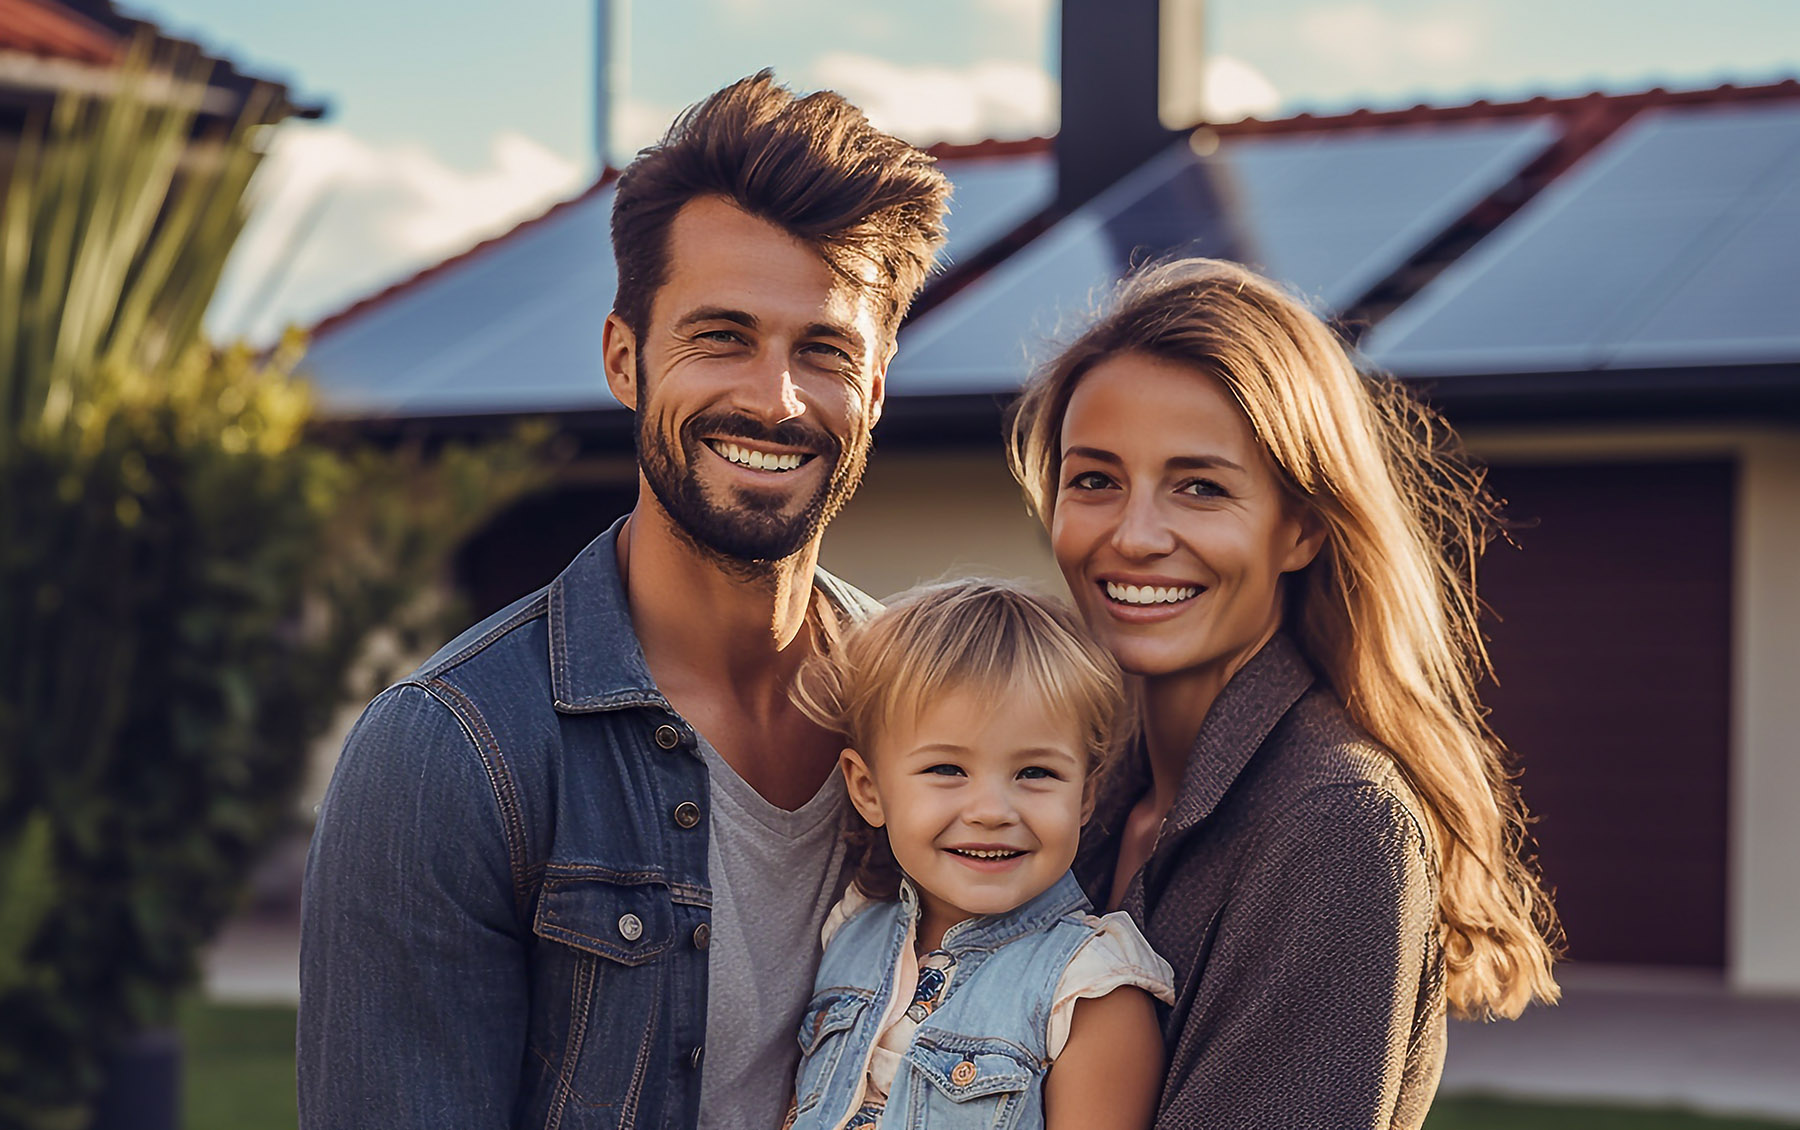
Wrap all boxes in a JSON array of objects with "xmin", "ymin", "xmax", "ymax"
[{"xmin": 615, "ymin": 501, "xmax": 842, "ymax": 809}]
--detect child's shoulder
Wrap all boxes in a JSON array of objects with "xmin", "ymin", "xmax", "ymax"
[
  {"xmin": 820, "ymin": 885, "xmax": 888, "ymax": 948},
  {"xmin": 1063, "ymin": 911, "xmax": 1174, "ymax": 998}
]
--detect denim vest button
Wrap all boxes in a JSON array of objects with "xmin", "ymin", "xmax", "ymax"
[
  {"xmin": 687, "ymin": 1045, "xmax": 705, "ymax": 1069},
  {"xmin": 692, "ymin": 922, "xmax": 711, "ymax": 950},
  {"xmin": 673, "ymin": 801, "xmax": 702, "ymax": 829},
  {"xmin": 617, "ymin": 913, "xmax": 644, "ymax": 942},
  {"xmin": 653, "ymin": 724, "xmax": 681, "ymax": 750},
  {"xmin": 950, "ymin": 1060, "xmax": 978, "ymax": 1087}
]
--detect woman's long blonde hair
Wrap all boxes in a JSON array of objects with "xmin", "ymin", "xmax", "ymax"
[{"xmin": 1008, "ymin": 258, "xmax": 1560, "ymax": 1020}]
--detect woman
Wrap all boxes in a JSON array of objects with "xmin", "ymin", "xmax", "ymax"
[{"xmin": 1007, "ymin": 259, "xmax": 1561, "ymax": 1130}]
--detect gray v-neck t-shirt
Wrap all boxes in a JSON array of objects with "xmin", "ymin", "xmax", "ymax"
[{"xmin": 696, "ymin": 736, "xmax": 850, "ymax": 1130}]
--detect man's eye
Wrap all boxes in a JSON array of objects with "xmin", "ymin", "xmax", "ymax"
[
  {"xmin": 698, "ymin": 329, "xmax": 743, "ymax": 345},
  {"xmin": 924, "ymin": 764, "xmax": 965, "ymax": 777}
]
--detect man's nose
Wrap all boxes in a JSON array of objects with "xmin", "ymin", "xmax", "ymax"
[{"xmin": 738, "ymin": 354, "xmax": 807, "ymax": 425}]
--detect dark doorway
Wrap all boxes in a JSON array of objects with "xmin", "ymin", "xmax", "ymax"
[
  {"xmin": 1480, "ymin": 460, "xmax": 1733, "ymax": 967},
  {"xmin": 456, "ymin": 480, "xmax": 637, "ymax": 622}
]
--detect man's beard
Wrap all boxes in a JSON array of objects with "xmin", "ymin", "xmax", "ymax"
[{"xmin": 635, "ymin": 378, "xmax": 872, "ymax": 568}]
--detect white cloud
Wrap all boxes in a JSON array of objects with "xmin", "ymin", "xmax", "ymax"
[
  {"xmin": 1295, "ymin": 2, "xmax": 1485, "ymax": 81},
  {"xmin": 979, "ymin": 0, "xmax": 1052, "ymax": 26},
  {"xmin": 208, "ymin": 124, "xmax": 584, "ymax": 344},
  {"xmin": 612, "ymin": 96, "xmax": 683, "ymax": 164},
  {"xmin": 809, "ymin": 53, "xmax": 1056, "ymax": 145},
  {"xmin": 1205, "ymin": 55, "xmax": 1282, "ymax": 122}
]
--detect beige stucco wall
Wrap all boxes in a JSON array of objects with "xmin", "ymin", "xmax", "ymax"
[
  {"xmin": 821, "ymin": 447, "xmax": 1064, "ymax": 601},
  {"xmin": 1732, "ymin": 433, "xmax": 1800, "ymax": 992}
]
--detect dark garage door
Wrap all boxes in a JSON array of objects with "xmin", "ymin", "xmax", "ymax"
[{"xmin": 1480, "ymin": 460, "xmax": 1733, "ymax": 967}]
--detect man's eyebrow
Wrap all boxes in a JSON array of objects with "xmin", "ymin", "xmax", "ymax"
[
  {"xmin": 675, "ymin": 307, "xmax": 758, "ymax": 330},
  {"xmin": 804, "ymin": 320, "xmax": 867, "ymax": 354}
]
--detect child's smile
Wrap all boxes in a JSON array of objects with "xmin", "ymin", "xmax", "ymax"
[{"xmin": 841, "ymin": 686, "xmax": 1091, "ymax": 951}]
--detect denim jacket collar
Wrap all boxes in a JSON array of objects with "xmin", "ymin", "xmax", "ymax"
[
  {"xmin": 547, "ymin": 516, "xmax": 880, "ymax": 715},
  {"xmin": 549, "ymin": 518, "xmax": 670, "ymax": 714},
  {"xmin": 901, "ymin": 870, "xmax": 1092, "ymax": 953}
]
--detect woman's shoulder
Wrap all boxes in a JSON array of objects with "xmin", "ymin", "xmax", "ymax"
[{"xmin": 1250, "ymin": 688, "xmax": 1433, "ymax": 856}]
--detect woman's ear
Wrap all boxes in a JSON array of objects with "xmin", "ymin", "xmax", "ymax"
[
  {"xmin": 839, "ymin": 748, "xmax": 885, "ymax": 828},
  {"xmin": 1280, "ymin": 504, "xmax": 1328, "ymax": 574}
]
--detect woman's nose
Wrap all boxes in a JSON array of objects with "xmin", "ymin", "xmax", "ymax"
[{"xmin": 1111, "ymin": 491, "xmax": 1175, "ymax": 560}]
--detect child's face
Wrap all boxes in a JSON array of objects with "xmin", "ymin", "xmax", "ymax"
[{"xmin": 841, "ymin": 685, "xmax": 1091, "ymax": 940}]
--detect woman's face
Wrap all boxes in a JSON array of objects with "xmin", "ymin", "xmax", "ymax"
[{"xmin": 1051, "ymin": 352, "xmax": 1323, "ymax": 687}]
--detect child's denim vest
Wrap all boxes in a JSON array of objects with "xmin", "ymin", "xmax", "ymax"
[{"xmin": 790, "ymin": 871, "xmax": 1100, "ymax": 1130}]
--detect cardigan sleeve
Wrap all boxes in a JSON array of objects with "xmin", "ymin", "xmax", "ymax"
[{"xmin": 1156, "ymin": 782, "xmax": 1439, "ymax": 1130}]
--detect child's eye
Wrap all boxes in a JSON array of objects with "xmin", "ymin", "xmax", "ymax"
[
  {"xmin": 1017, "ymin": 766, "xmax": 1061, "ymax": 781},
  {"xmin": 923, "ymin": 764, "xmax": 966, "ymax": 777}
]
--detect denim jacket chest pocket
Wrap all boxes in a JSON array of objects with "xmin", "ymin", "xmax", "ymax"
[
  {"xmin": 793, "ymin": 988, "xmax": 872, "ymax": 1116},
  {"xmin": 898, "ymin": 1034, "xmax": 1040, "ymax": 1130},
  {"xmin": 520, "ymin": 869, "xmax": 680, "ymax": 1129}
]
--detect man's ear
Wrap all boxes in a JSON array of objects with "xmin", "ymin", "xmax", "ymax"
[
  {"xmin": 866, "ymin": 340, "xmax": 894, "ymax": 428},
  {"xmin": 602, "ymin": 312, "xmax": 639, "ymax": 410},
  {"xmin": 839, "ymin": 748, "xmax": 885, "ymax": 828}
]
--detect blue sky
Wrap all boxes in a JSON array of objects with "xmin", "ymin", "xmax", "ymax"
[{"xmin": 121, "ymin": 0, "xmax": 1800, "ymax": 340}]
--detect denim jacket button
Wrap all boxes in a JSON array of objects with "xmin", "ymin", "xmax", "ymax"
[
  {"xmin": 673, "ymin": 801, "xmax": 702, "ymax": 829},
  {"xmin": 653, "ymin": 723, "xmax": 681, "ymax": 750},
  {"xmin": 617, "ymin": 913, "xmax": 644, "ymax": 942},
  {"xmin": 692, "ymin": 922, "xmax": 711, "ymax": 950},
  {"xmin": 950, "ymin": 1060, "xmax": 978, "ymax": 1087},
  {"xmin": 688, "ymin": 1044, "xmax": 705, "ymax": 1069}
]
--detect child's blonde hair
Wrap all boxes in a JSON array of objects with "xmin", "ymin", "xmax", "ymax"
[{"xmin": 795, "ymin": 578, "xmax": 1125, "ymax": 899}]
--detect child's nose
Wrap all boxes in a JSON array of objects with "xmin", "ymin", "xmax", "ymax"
[{"xmin": 964, "ymin": 779, "xmax": 1018, "ymax": 824}]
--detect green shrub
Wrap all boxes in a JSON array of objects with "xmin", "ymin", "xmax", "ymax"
[{"xmin": 0, "ymin": 47, "xmax": 551, "ymax": 1127}]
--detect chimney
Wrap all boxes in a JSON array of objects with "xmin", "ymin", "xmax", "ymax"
[
  {"xmin": 1057, "ymin": 0, "xmax": 1205, "ymax": 213},
  {"xmin": 595, "ymin": 0, "xmax": 629, "ymax": 170}
]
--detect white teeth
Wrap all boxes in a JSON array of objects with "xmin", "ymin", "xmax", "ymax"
[
  {"xmin": 714, "ymin": 441, "xmax": 805, "ymax": 472},
  {"xmin": 1105, "ymin": 582, "xmax": 1199, "ymax": 605},
  {"xmin": 951, "ymin": 848, "xmax": 1022, "ymax": 860}
]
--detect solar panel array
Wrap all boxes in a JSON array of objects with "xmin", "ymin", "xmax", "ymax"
[
  {"xmin": 1363, "ymin": 102, "xmax": 1800, "ymax": 377},
  {"xmin": 886, "ymin": 118, "xmax": 1560, "ymax": 396},
  {"xmin": 301, "ymin": 152, "xmax": 1057, "ymax": 417}
]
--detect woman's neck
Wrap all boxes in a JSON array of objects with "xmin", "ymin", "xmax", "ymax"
[{"xmin": 1138, "ymin": 625, "xmax": 1282, "ymax": 809}]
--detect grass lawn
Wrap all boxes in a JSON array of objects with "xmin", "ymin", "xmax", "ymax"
[{"xmin": 178, "ymin": 1000, "xmax": 1798, "ymax": 1130}]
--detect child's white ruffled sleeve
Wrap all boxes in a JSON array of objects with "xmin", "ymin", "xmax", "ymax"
[{"xmin": 1046, "ymin": 911, "xmax": 1177, "ymax": 1059}]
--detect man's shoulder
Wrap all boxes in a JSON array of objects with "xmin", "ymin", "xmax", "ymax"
[{"xmin": 408, "ymin": 586, "xmax": 555, "ymax": 690}]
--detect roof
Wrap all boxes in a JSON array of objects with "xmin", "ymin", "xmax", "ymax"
[
  {"xmin": 0, "ymin": 0, "xmax": 119, "ymax": 64},
  {"xmin": 0, "ymin": 0, "xmax": 325, "ymax": 123},
  {"xmin": 299, "ymin": 76, "xmax": 1800, "ymax": 428}
]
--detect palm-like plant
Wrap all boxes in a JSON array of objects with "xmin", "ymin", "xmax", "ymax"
[{"xmin": 0, "ymin": 44, "xmax": 548, "ymax": 1128}]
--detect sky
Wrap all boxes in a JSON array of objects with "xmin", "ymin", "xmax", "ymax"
[{"xmin": 117, "ymin": 0, "xmax": 1800, "ymax": 343}]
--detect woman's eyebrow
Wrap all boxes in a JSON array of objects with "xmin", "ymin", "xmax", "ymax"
[{"xmin": 1167, "ymin": 454, "xmax": 1247, "ymax": 474}]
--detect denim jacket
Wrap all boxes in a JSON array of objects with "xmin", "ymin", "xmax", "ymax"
[
  {"xmin": 789, "ymin": 872, "xmax": 1099, "ymax": 1130},
  {"xmin": 299, "ymin": 519, "xmax": 875, "ymax": 1130}
]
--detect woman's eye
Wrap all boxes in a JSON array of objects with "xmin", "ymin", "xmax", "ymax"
[
  {"xmin": 1178, "ymin": 477, "xmax": 1228, "ymax": 499},
  {"xmin": 1066, "ymin": 470, "xmax": 1114, "ymax": 491}
]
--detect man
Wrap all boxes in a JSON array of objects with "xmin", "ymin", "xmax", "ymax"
[{"xmin": 298, "ymin": 72, "xmax": 950, "ymax": 1129}]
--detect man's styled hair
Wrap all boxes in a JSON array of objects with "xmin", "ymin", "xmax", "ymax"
[
  {"xmin": 792, "ymin": 579, "xmax": 1126, "ymax": 900},
  {"xmin": 610, "ymin": 70, "xmax": 952, "ymax": 343}
]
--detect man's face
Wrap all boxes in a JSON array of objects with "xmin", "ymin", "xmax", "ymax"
[{"xmin": 608, "ymin": 196, "xmax": 890, "ymax": 565}]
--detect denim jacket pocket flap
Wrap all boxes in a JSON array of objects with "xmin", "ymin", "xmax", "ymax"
[
  {"xmin": 534, "ymin": 875, "xmax": 675, "ymax": 966},
  {"xmin": 797, "ymin": 989, "xmax": 869, "ymax": 1056},
  {"xmin": 909, "ymin": 1039, "xmax": 1036, "ymax": 1102}
]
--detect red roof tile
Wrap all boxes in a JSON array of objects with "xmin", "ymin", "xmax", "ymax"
[{"xmin": 0, "ymin": 0, "xmax": 121, "ymax": 64}]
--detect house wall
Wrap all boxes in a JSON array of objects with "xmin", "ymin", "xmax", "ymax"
[
  {"xmin": 1733, "ymin": 433, "xmax": 1800, "ymax": 992},
  {"xmin": 821, "ymin": 447, "xmax": 1061, "ymax": 600}
]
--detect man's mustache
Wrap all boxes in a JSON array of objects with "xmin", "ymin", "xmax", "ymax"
[{"xmin": 682, "ymin": 411, "xmax": 841, "ymax": 460}]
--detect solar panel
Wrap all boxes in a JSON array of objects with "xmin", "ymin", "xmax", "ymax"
[
  {"xmin": 889, "ymin": 118, "xmax": 1559, "ymax": 396},
  {"xmin": 1363, "ymin": 103, "xmax": 1800, "ymax": 377},
  {"xmin": 302, "ymin": 154, "xmax": 1055, "ymax": 418}
]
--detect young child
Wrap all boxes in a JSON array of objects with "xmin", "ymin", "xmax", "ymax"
[{"xmin": 785, "ymin": 579, "xmax": 1172, "ymax": 1130}]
